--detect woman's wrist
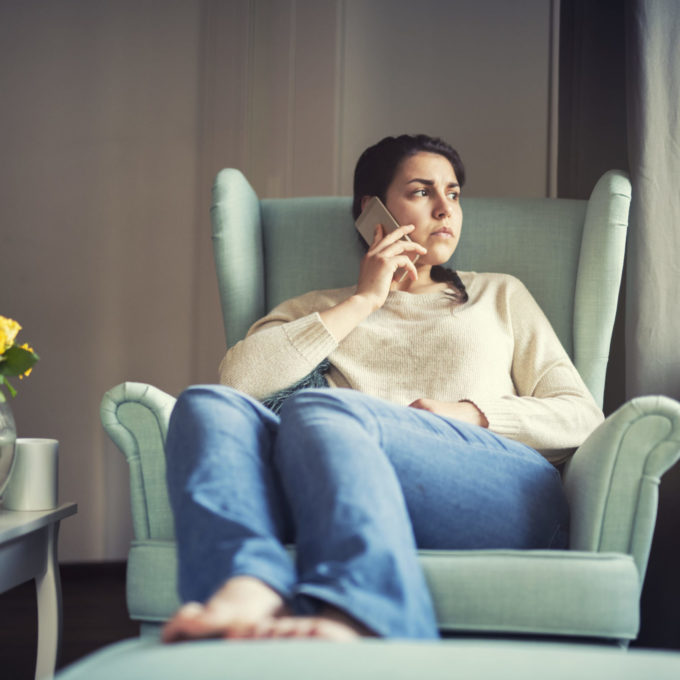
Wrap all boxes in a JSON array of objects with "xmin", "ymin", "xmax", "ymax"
[
  {"xmin": 319, "ymin": 294, "xmax": 376, "ymax": 343},
  {"xmin": 350, "ymin": 291, "xmax": 384, "ymax": 316}
]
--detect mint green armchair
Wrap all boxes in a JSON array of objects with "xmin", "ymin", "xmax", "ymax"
[{"xmin": 101, "ymin": 169, "xmax": 680, "ymax": 644}]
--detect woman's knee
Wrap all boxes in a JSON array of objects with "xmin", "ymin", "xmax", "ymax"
[
  {"xmin": 174, "ymin": 384, "xmax": 270, "ymax": 418},
  {"xmin": 276, "ymin": 389, "xmax": 382, "ymax": 467},
  {"xmin": 279, "ymin": 390, "xmax": 378, "ymax": 443},
  {"xmin": 171, "ymin": 385, "xmax": 236, "ymax": 428},
  {"xmin": 170, "ymin": 385, "xmax": 279, "ymax": 444}
]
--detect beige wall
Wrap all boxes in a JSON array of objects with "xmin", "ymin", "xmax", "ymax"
[{"xmin": 0, "ymin": 0, "xmax": 556, "ymax": 561}]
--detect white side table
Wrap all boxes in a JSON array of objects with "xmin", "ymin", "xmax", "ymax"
[{"xmin": 0, "ymin": 502, "xmax": 77, "ymax": 680}]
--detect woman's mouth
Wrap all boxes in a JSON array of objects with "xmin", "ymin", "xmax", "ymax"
[{"xmin": 431, "ymin": 228, "xmax": 453, "ymax": 238}]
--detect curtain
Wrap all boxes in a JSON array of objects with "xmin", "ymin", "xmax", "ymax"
[
  {"xmin": 626, "ymin": 0, "xmax": 680, "ymax": 650},
  {"xmin": 557, "ymin": 0, "xmax": 629, "ymax": 415},
  {"xmin": 626, "ymin": 0, "xmax": 680, "ymax": 400}
]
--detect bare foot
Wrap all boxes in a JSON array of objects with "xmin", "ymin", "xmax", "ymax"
[
  {"xmin": 161, "ymin": 575, "xmax": 288, "ymax": 643},
  {"xmin": 241, "ymin": 605, "xmax": 376, "ymax": 641}
]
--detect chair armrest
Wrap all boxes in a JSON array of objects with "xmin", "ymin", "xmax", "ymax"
[
  {"xmin": 563, "ymin": 395, "xmax": 680, "ymax": 588},
  {"xmin": 100, "ymin": 382, "xmax": 177, "ymax": 541}
]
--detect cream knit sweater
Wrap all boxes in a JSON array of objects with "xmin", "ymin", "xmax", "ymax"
[{"xmin": 219, "ymin": 272, "xmax": 604, "ymax": 461}]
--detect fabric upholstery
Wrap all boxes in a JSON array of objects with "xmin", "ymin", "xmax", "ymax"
[
  {"xmin": 211, "ymin": 169, "xmax": 266, "ymax": 350},
  {"xmin": 100, "ymin": 382, "xmax": 175, "ymax": 540},
  {"xmin": 564, "ymin": 394, "xmax": 680, "ymax": 582},
  {"xmin": 126, "ymin": 537, "xmax": 639, "ymax": 639},
  {"xmin": 56, "ymin": 637, "xmax": 680, "ymax": 680},
  {"xmin": 573, "ymin": 171, "xmax": 631, "ymax": 405},
  {"xmin": 100, "ymin": 168, "xmax": 680, "ymax": 643}
]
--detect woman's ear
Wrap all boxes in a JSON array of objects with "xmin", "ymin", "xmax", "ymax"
[{"xmin": 360, "ymin": 196, "xmax": 373, "ymax": 212}]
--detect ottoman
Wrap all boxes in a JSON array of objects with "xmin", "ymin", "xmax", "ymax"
[{"xmin": 56, "ymin": 637, "xmax": 680, "ymax": 680}]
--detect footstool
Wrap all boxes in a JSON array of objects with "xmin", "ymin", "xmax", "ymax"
[{"xmin": 56, "ymin": 637, "xmax": 680, "ymax": 679}]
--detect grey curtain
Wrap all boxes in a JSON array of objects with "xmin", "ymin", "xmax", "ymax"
[
  {"xmin": 626, "ymin": 0, "xmax": 680, "ymax": 400},
  {"xmin": 626, "ymin": 0, "xmax": 680, "ymax": 650}
]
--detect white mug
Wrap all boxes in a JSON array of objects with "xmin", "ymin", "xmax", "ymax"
[{"xmin": 3, "ymin": 438, "xmax": 59, "ymax": 511}]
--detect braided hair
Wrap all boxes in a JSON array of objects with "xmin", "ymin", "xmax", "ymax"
[{"xmin": 352, "ymin": 134, "xmax": 468, "ymax": 303}]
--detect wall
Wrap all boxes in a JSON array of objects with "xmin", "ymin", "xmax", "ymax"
[
  {"xmin": 1, "ymin": 0, "xmax": 202, "ymax": 560},
  {"xmin": 0, "ymin": 0, "xmax": 557, "ymax": 561}
]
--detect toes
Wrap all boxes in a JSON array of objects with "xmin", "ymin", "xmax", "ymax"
[
  {"xmin": 163, "ymin": 607, "xmax": 364, "ymax": 644},
  {"xmin": 311, "ymin": 619, "xmax": 359, "ymax": 641},
  {"xmin": 161, "ymin": 602, "xmax": 205, "ymax": 643},
  {"xmin": 222, "ymin": 620, "xmax": 263, "ymax": 640},
  {"xmin": 275, "ymin": 617, "xmax": 317, "ymax": 638},
  {"xmin": 162, "ymin": 602, "xmax": 232, "ymax": 643},
  {"xmin": 246, "ymin": 616, "xmax": 358, "ymax": 640}
]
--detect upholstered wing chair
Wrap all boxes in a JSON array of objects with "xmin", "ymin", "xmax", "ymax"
[{"xmin": 101, "ymin": 169, "xmax": 680, "ymax": 645}]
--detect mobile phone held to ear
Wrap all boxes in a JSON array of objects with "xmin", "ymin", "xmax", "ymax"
[
  {"xmin": 355, "ymin": 197, "xmax": 419, "ymax": 280},
  {"xmin": 355, "ymin": 196, "xmax": 403, "ymax": 245}
]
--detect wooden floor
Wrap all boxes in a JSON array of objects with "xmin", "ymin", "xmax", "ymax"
[{"xmin": 0, "ymin": 562, "xmax": 139, "ymax": 680}]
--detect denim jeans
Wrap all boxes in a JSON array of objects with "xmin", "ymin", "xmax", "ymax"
[{"xmin": 165, "ymin": 386, "xmax": 568, "ymax": 639}]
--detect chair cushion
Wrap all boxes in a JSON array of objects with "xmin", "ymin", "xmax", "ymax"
[
  {"xmin": 127, "ymin": 541, "xmax": 639, "ymax": 640},
  {"xmin": 419, "ymin": 549, "xmax": 639, "ymax": 639}
]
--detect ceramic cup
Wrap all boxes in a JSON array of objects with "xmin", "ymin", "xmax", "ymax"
[{"xmin": 2, "ymin": 438, "xmax": 58, "ymax": 511}]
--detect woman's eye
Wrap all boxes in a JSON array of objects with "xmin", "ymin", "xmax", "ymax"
[
  {"xmin": 413, "ymin": 188, "xmax": 427, "ymax": 197},
  {"xmin": 448, "ymin": 191, "xmax": 460, "ymax": 200}
]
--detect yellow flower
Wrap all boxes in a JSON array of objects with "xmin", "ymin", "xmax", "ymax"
[
  {"xmin": 0, "ymin": 316, "xmax": 21, "ymax": 353},
  {"xmin": 0, "ymin": 317, "xmax": 38, "ymax": 399}
]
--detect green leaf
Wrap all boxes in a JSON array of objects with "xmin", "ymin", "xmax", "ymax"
[{"xmin": 0, "ymin": 346, "xmax": 39, "ymax": 377}]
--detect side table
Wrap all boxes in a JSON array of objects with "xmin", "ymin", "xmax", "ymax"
[{"xmin": 0, "ymin": 502, "xmax": 78, "ymax": 680}]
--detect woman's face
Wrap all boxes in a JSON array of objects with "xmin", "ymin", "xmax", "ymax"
[{"xmin": 383, "ymin": 151, "xmax": 462, "ymax": 267}]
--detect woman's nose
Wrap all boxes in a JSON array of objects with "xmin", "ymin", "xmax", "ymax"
[{"xmin": 433, "ymin": 194, "xmax": 451, "ymax": 218}]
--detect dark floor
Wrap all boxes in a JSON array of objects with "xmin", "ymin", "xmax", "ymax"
[{"xmin": 0, "ymin": 561, "xmax": 139, "ymax": 680}]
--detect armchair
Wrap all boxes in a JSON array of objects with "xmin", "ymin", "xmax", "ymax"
[{"xmin": 101, "ymin": 169, "xmax": 680, "ymax": 644}]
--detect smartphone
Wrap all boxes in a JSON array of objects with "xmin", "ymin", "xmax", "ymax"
[
  {"xmin": 354, "ymin": 197, "xmax": 419, "ymax": 279},
  {"xmin": 355, "ymin": 196, "xmax": 403, "ymax": 244}
]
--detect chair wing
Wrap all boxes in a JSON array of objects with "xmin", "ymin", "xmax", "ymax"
[{"xmin": 573, "ymin": 170, "xmax": 630, "ymax": 405}]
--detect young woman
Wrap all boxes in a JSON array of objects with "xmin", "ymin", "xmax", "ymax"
[{"xmin": 161, "ymin": 135, "xmax": 603, "ymax": 642}]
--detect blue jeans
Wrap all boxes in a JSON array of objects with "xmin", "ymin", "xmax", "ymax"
[{"xmin": 165, "ymin": 386, "xmax": 568, "ymax": 639}]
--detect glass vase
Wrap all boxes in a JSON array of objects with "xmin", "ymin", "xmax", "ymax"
[{"xmin": 0, "ymin": 399, "xmax": 17, "ymax": 498}]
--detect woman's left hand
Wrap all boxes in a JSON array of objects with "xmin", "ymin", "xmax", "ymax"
[{"xmin": 409, "ymin": 398, "xmax": 489, "ymax": 428}]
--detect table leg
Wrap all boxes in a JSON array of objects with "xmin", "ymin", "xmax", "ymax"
[{"xmin": 34, "ymin": 522, "xmax": 62, "ymax": 680}]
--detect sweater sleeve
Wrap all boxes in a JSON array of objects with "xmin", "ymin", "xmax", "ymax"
[
  {"xmin": 218, "ymin": 291, "xmax": 340, "ymax": 400},
  {"xmin": 471, "ymin": 278, "xmax": 604, "ymax": 462}
]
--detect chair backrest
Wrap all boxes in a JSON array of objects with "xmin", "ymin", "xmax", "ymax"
[{"xmin": 211, "ymin": 169, "xmax": 630, "ymax": 407}]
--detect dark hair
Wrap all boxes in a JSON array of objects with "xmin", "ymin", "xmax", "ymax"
[{"xmin": 352, "ymin": 134, "xmax": 468, "ymax": 303}]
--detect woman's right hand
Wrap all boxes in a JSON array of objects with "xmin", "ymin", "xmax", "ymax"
[
  {"xmin": 318, "ymin": 225, "xmax": 426, "ymax": 343},
  {"xmin": 354, "ymin": 224, "xmax": 427, "ymax": 312}
]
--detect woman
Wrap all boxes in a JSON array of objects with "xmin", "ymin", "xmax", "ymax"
[{"xmin": 162, "ymin": 134, "xmax": 603, "ymax": 642}]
